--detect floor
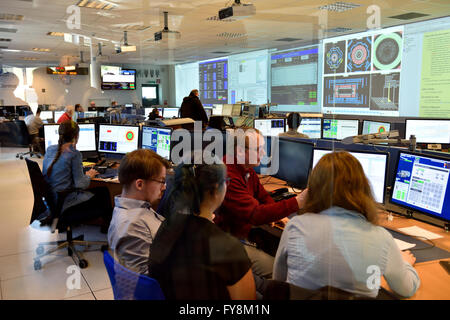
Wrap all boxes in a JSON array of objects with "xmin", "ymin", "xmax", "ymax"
[{"xmin": 0, "ymin": 147, "xmax": 114, "ymax": 300}]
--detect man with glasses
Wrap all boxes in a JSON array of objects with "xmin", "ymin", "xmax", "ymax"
[
  {"xmin": 108, "ymin": 149, "xmax": 170, "ymax": 274},
  {"xmin": 215, "ymin": 128, "xmax": 307, "ymax": 281}
]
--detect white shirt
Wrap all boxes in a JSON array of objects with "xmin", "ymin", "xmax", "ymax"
[{"xmin": 108, "ymin": 196, "xmax": 164, "ymax": 275}]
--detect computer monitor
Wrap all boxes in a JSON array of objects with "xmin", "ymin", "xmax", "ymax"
[
  {"xmin": 144, "ymin": 107, "xmax": 162, "ymax": 118},
  {"xmin": 77, "ymin": 124, "xmax": 97, "ymax": 152},
  {"xmin": 204, "ymin": 108, "xmax": 213, "ymax": 120},
  {"xmin": 40, "ymin": 111, "xmax": 53, "ymax": 121},
  {"xmin": 254, "ymin": 119, "xmax": 285, "ymax": 136},
  {"xmin": 54, "ymin": 111, "xmax": 65, "ymax": 122},
  {"xmin": 405, "ymin": 119, "xmax": 450, "ymax": 144},
  {"xmin": 322, "ymin": 119, "xmax": 359, "ymax": 140},
  {"xmin": 362, "ymin": 120, "xmax": 391, "ymax": 135},
  {"xmin": 312, "ymin": 149, "xmax": 389, "ymax": 203},
  {"xmin": 231, "ymin": 104, "xmax": 241, "ymax": 117},
  {"xmin": 141, "ymin": 126, "xmax": 172, "ymax": 160},
  {"xmin": 222, "ymin": 104, "xmax": 233, "ymax": 116},
  {"xmin": 390, "ymin": 152, "xmax": 450, "ymax": 223},
  {"xmin": 298, "ymin": 118, "xmax": 322, "ymax": 139},
  {"xmin": 162, "ymin": 108, "xmax": 179, "ymax": 119},
  {"xmin": 43, "ymin": 124, "xmax": 59, "ymax": 151},
  {"xmin": 82, "ymin": 111, "xmax": 98, "ymax": 118},
  {"xmin": 125, "ymin": 103, "xmax": 134, "ymax": 108},
  {"xmin": 98, "ymin": 124, "xmax": 140, "ymax": 154},
  {"xmin": 274, "ymin": 139, "xmax": 314, "ymax": 189},
  {"xmin": 212, "ymin": 104, "xmax": 223, "ymax": 116}
]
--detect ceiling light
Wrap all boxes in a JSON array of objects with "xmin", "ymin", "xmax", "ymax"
[
  {"xmin": 33, "ymin": 48, "xmax": 50, "ymax": 52},
  {"xmin": 0, "ymin": 14, "xmax": 24, "ymax": 21},
  {"xmin": 319, "ymin": 2, "xmax": 361, "ymax": 13},
  {"xmin": 1, "ymin": 48, "xmax": 21, "ymax": 52},
  {"xmin": 23, "ymin": 57, "xmax": 37, "ymax": 61},
  {"xmin": 47, "ymin": 32, "xmax": 65, "ymax": 37},
  {"xmin": 120, "ymin": 45, "xmax": 136, "ymax": 52},
  {"xmin": 77, "ymin": 0, "xmax": 117, "ymax": 10}
]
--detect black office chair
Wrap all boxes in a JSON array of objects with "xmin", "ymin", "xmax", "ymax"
[
  {"xmin": 15, "ymin": 120, "xmax": 41, "ymax": 159},
  {"xmin": 25, "ymin": 158, "xmax": 108, "ymax": 270}
]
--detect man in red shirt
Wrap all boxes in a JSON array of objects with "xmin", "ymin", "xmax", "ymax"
[
  {"xmin": 57, "ymin": 105, "xmax": 74, "ymax": 124},
  {"xmin": 215, "ymin": 128, "xmax": 307, "ymax": 279}
]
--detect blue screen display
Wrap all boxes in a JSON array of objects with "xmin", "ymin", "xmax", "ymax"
[{"xmin": 391, "ymin": 152, "xmax": 450, "ymax": 222}]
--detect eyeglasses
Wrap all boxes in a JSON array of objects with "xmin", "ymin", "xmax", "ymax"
[
  {"xmin": 223, "ymin": 177, "xmax": 231, "ymax": 186},
  {"xmin": 149, "ymin": 178, "xmax": 166, "ymax": 185}
]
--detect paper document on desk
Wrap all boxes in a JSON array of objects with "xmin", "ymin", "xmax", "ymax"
[
  {"xmin": 394, "ymin": 238, "xmax": 416, "ymax": 251},
  {"xmin": 398, "ymin": 226, "xmax": 444, "ymax": 240}
]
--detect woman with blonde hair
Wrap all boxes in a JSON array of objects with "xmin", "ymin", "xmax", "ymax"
[{"xmin": 273, "ymin": 151, "xmax": 420, "ymax": 298}]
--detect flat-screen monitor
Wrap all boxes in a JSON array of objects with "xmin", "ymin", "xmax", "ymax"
[
  {"xmin": 77, "ymin": 124, "xmax": 97, "ymax": 152},
  {"xmin": 163, "ymin": 108, "xmax": 179, "ymax": 119},
  {"xmin": 40, "ymin": 111, "xmax": 53, "ymax": 121},
  {"xmin": 390, "ymin": 152, "xmax": 450, "ymax": 223},
  {"xmin": 98, "ymin": 124, "xmax": 139, "ymax": 154},
  {"xmin": 231, "ymin": 104, "xmax": 242, "ymax": 117},
  {"xmin": 254, "ymin": 118, "xmax": 285, "ymax": 136},
  {"xmin": 141, "ymin": 126, "xmax": 172, "ymax": 160},
  {"xmin": 144, "ymin": 107, "xmax": 162, "ymax": 118},
  {"xmin": 54, "ymin": 111, "xmax": 65, "ymax": 122},
  {"xmin": 298, "ymin": 118, "xmax": 322, "ymax": 139},
  {"xmin": 80, "ymin": 111, "xmax": 98, "ymax": 118},
  {"xmin": 274, "ymin": 139, "xmax": 314, "ymax": 189},
  {"xmin": 204, "ymin": 107, "xmax": 213, "ymax": 119},
  {"xmin": 322, "ymin": 119, "xmax": 359, "ymax": 140},
  {"xmin": 101, "ymin": 65, "xmax": 136, "ymax": 90},
  {"xmin": 43, "ymin": 124, "xmax": 59, "ymax": 151},
  {"xmin": 312, "ymin": 149, "xmax": 388, "ymax": 203},
  {"xmin": 405, "ymin": 119, "xmax": 450, "ymax": 144},
  {"xmin": 222, "ymin": 104, "xmax": 233, "ymax": 116},
  {"xmin": 212, "ymin": 104, "xmax": 223, "ymax": 116},
  {"xmin": 44, "ymin": 123, "xmax": 96, "ymax": 152},
  {"xmin": 362, "ymin": 120, "xmax": 391, "ymax": 135}
]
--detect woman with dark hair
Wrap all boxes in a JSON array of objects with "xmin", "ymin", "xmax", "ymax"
[
  {"xmin": 149, "ymin": 161, "xmax": 256, "ymax": 300},
  {"xmin": 273, "ymin": 151, "xmax": 420, "ymax": 298},
  {"xmin": 43, "ymin": 120, "xmax": 112, "ymax": 232}
]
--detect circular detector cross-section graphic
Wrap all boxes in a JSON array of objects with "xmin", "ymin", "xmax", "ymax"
[
  {"xmin": 351, "ymin": 44, "xmax": 368, "ymax": 65},
  {"xmin": 126, "ymin": 131, "xmax": 134, "ymax": 141},
  {"xmin": 326, "ymin": 46, "xmax": 344, "ymax": 71},
  {"xmin": 373, "ymin": 32, "xmax": 402, "ymax": 70}
]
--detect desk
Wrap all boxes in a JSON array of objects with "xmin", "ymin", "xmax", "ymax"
[
  {"xmin": 90, "ymin": 177, "xmax": 121, "ymax": 206},
  {"xmin": 260, "ymin": 175, "xmax": 450, "ymax": 300}
]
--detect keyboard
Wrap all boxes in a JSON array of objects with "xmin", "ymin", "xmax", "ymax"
[{"xmin": 97, "ymin": 168, "xmax": 119, "ymax": 179}]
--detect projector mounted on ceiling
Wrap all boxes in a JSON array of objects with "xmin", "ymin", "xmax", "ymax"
[
  {"xmin": 219, "ymin": 0, "xmax": 256, "ymax": 20},
  {"xmin": 120, "ymin": 31, "xmax": 137, "ymax": 52},
  {"xmin": 154, "ymin": 11, "xmax": 181, "ymax": 41}
]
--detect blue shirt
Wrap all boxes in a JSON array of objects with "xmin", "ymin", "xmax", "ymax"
[
  {"xmin": 43, "ymin": 144, "xmax": 93, "ymax": 212},
  {"xmin": 273, "ymin": 206, "xmax": 420, "ymax": 298}
]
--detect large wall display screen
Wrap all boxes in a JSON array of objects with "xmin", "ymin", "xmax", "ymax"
[
  {"xmin": 199, "ymin": 58, "xmax": 228, "ymax": 105},
  {"xmin": 322, "ymin": 27, "xmax": 403, "ymax": 116}
]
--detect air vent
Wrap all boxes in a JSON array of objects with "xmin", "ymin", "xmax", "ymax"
[
  {"xmin": 211, "ymin": 51, "xmax": 230, "ymax": 54},
  {"xmin": 206, "ymin": 15, "xmax": 235, "ymax": 22},
  {"xmin": 275, "ymin": 38, "xmax": 302, "ymax": 42},
  {"xmin": 0, "ymin": 46, "xmax": 8, "ymax": 49},
  {"xmin": 112, "ymin": 23, "xmax": 151, "ymax": 31},
  {"xmin": 0, "ymin": 28, "xmax": 17, "ymax": 33},
  {"xmin": 319, "ymin": 2, "xmax": 361, "ymax": 13},
  {"xmin": 217, "ymin": 32, "xmax": 246, "ymax": 39},
  {"xmin": 76, "ymin": 0, "xmax": 116, "ymax": 10},
  {"xmin": 325, "ymin": 27, "xmax": 352, "ymax": 33},
  {"xmin": 0, "ymin": 14, "xmax": 24, "ymax": 21},
  {"xmin": 23, "ymin": 57, "xmax": 37, "ymax": 61},
  {"xmin": 388, "ymin": 12, "xmax": 429, "ymax": 20},
  {"xmin": 0, "ymin": 38, "xmax": 12, "ymax": 42}
]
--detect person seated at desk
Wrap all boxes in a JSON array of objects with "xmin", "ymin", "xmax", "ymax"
[
  {"xmin": 279, "ymin": 112, "xmax": 309, "ymax": 139},
  {"xmin": 43, "ymin": 120, "xmax": 113, "ymax": 233},
  {"xmin": 147, "ymin": 108, "xmax": 162, "ymax": 121},
  {"xmin": 89, "ymin": 101, "xmax": 97, "ymax": 111},
  {"xmin": 214, "ymin": 128, "xmax": 307, "ymax": 280},
  {"xmin": 24, "ymin": 107, "xmax": 44, "ymax": 154},
  {"xmin": 57, "ymin": 105, "xmax": 75, "ymax": 124},
  {"xmin": 149, "ymin": 160, "xmax": 256, "ymax": 300},
  {"xmin": 273, "ymin": 151, "xmax": 420, "ymax": 298},
  {"xmin": 108, "ymin": 149, "xmax": 170, "ymax": 275}
]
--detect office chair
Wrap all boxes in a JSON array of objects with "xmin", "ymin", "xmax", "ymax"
[
  {"xmin": 15, "ymin": 120, "xmax": 41, "ymax": 159},
  {"xmin": 103, "ymin": 249, "xmax": 165, "ymax": 300},
  {"xmin": 25, "ymin": 158, "xmax": 108, "ymax": 270}
]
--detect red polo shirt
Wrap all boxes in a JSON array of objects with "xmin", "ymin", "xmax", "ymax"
[
  {"xmin": 57, "ymin": 112, "xmax": 71, "ymax": 124},
  {"xmin": 214, "ymin": 162, "xmax": 299, "ymax": 240}
]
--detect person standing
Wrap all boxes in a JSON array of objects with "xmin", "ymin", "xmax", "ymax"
[{"xmin": 180, "ymin": 89, "xmax": 208, "ymax": 125}]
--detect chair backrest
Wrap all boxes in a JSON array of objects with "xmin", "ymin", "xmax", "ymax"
[
  {"xmin": 103, "ymin": 250, "xmax": 165, "ymax": 300},
  {"xmin": 25, "ymin": 158, "xmax": 54, "ymax": 224}
]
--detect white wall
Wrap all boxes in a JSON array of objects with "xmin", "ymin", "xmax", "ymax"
[{"xmin": 25, "ymin": 64, "xmax": 169, "ymax": 108}]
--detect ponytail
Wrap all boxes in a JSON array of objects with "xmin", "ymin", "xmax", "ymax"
[{"xmin": 46, "ymin": 121, "xmax": 80, "ymax": 177}]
